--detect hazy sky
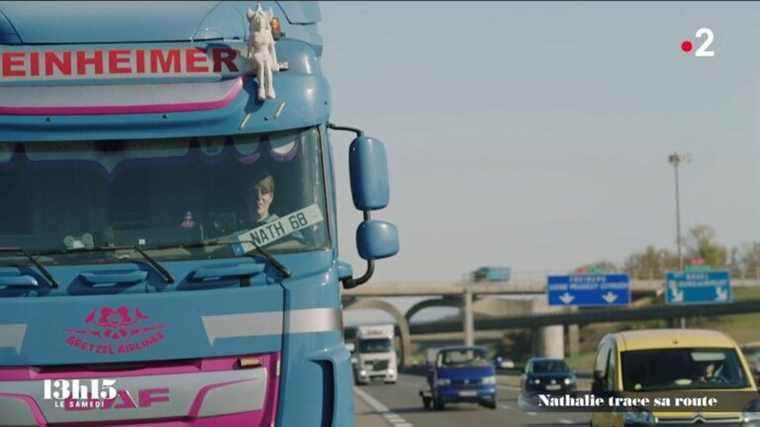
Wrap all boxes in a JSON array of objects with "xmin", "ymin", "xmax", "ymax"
[{"xmin": 319, "ymin": 2, "xmax": 760, "ymax": 285}]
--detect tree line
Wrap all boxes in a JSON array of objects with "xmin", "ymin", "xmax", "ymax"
[{"xmin": 578, "ymin": 225, "xmax": 760, "ymax": 279}]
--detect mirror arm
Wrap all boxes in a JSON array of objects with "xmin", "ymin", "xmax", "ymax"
[
  {"xmin": 327, "ymin": 123, "xmax": 375, "ymax": 289},
  {"xmin": 328, "ymin": 122, "xmax": 363, "ymax": 137},
  {"xmin": 342, "ymin": 211, "xmax": 375, "ymax": 289}
]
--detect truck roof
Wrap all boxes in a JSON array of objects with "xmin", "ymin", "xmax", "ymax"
[
  {"xmin": 0, "ymin": 1, "xmax": 320, "ymax": 45},
  {"xmin": 613, "ymin": 329, "xmax": 739, "ymax": 352}
]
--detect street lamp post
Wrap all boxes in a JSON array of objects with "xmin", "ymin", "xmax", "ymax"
[{"xmin": 668, "ymin": 152, "xmax": 689, "ymax": 328}]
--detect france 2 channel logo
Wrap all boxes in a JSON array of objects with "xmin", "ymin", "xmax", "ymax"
[{"xmin": 681, "ymin": 27, "xmax": 715, "ymax": 57}]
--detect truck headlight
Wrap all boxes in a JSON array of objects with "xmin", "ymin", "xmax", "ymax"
[
  {"xmin": 742, "ymin": 398, "xmax": 760, "ymax": 426},
  {"xmin": 564, "ymin": 378, "xmax": 575, "ymax": 385},
  {"xmin": 436, "ymin": 378, "xmax": 451, "ymax": 386},
  {"xmin": 481, "ymin": 376, "xmax": 496, "ymax": 385},
  {"xmin": 623, "ymin": 410, "xmax": 655, "ymax": 426},
  {"xmin": 359, "ymin": 370, "xmax": 368, "ymax": 377},
  {"xmin": 532, "ymin": 378, "xmax": 541, "ymax": 385},
  {"xmin": 387, "ymin": 369, "xmax": 395, "ymax": 375}
]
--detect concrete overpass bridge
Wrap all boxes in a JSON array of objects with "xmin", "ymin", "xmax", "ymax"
[{"xmin": 343, "ymin": 279, "xmax": 760, "ymax": 367}]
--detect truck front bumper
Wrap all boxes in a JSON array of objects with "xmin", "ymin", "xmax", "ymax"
[
  {"xmin": 436, "ymin": 386, "xmax": 497, "ymax": 403},
  {"xmin": 356, "ymin": 369, "xmax": 397, "ymax": 384}
]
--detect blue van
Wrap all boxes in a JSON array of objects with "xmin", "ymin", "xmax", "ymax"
[{"xmin": 419, "ymin": 346, "xmax": 498, "ymax": 410}]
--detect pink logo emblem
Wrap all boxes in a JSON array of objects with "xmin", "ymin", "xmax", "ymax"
[{"xmin": 66, "ymin": 306, "xmax": 166, "ymax": 355}]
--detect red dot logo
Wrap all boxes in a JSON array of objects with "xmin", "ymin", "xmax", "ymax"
[{"xmin": 681, "ymin": 40, "xmax": 693, "ymax": 53}]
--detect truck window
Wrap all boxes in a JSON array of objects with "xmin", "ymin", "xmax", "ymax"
[
  {"xmin": 533, "ymin": 360, "xmax": 570, "ymax": 374},
  {"xmin": 440, "ymin": 349, "xmax": 490, "ymax": 367},
  {"xmin": 0, "ymin": 127, "xmax": 330, "ymax": 263},
  {"xmin": 620, "ymin": 348, "xmax": 749, "ymax": 391},
  {"xmin": 358, "ymin": 338, "xmax": 392, "ymax": 353}
]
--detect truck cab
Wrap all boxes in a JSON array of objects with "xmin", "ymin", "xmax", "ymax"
[
  {"xmin": 354, "ymin": 324, "xmax": 397, "ymax": 384},
  {"xmin": 0, "ymin": 2, "xmax": 398, "ymax": 426}
]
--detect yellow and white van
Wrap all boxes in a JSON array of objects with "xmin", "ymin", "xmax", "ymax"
[{"xmin": 590, "ymin": 329, "xmax": 759, "ymax": 427}]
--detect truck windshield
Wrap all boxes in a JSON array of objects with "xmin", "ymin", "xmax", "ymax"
[
  {"xmin": 533, "ymin": 360, "xmax": 570, "ymax": 374},
  {"xmin": 358, "ymin": 339, "xmax": 392, "ymax": 353},
  {"xmin": 440, "ymin": 349, "xmax": 490, "ymax": 368},
  {"xmin": 0, "ymin": 127, "xmax": 329, "ymax": 264},
  {"xmin": 621, "ymin": 348, "xmax": 749, "ymax": 391}
]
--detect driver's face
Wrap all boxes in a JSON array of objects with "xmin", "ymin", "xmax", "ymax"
[
  {"xmin": 254, "ymin": 187, "xmax": 273, "ymax": 219},
  {"xmin": 245, "ymin": 186, "xmax": 273, "ymax": 221},
  {"xmin": 705, "ymin": 363, "xmax": 715, "ymax": 377}
]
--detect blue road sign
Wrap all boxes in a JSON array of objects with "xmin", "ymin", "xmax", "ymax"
[
  {"xmin": 547, "ymin": 274, "xmax": 631, "ymax": 307},
  {"xmin": 666, "ymin": 270, "xmax": 732, "ymax": 305}
]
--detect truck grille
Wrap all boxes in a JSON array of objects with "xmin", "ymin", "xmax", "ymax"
[
  {"xmin": 656, "ymin": 423, "xmax": 740, "ymax": 427},
  {"xmin": 366, "ymin": 360, "xmax": 389, "ymax": 371},
  {"xmin": 452, "ymin": 378, "xmax": 482, "ymax": 389},
  {"xmin": 655, "ymin": 416, "xmax": 742, "ymax": 426}
]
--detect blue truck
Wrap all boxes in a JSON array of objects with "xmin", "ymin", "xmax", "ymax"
[
  {"xmin": 420, "ymin": 346, "xmax": 498, "ymax": 410},
  {"xmin": 0, "ymin": 2, "xmax": 397, "ymax": 426},
  {"xmin": 472, "ymin": 266, "xmax": 511, "ymax": 282}
]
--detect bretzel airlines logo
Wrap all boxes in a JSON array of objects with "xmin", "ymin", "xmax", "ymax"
[{"xmin": 65, "ymin": 306, "xmax": 166, "ymax": 355}]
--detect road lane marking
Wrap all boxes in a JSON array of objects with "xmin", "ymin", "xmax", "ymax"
[
  {"xmin": 499, "ymin": 403, "xmax": 512, "ymax": 410},
  {"xmin": 397, "ymin": 379, "xmax": 425, "ymax": 388},
  {"xmin": 354, "ymin": 386, "xmax": 415, "ymax": 427},
  {"xmin": 559, "ymin": 419, "xmax": 574, "ymax": 424},
  {"xmin": 497, "ymin": 384, "xmax": 522, "ymax": 391}
]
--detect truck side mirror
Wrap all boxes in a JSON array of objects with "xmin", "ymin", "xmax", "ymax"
[
  {"xmin": 329, "ymin": 123, "xmax": 399, "ymax": 289},
  {"xmin": 349, "ymin": 136, "xmax": 389, "ymax": 211},
  {"xmin": 357, "ymin": 220, "xmax": 398, "ymax": 260}
]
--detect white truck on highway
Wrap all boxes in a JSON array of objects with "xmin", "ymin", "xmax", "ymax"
[{"xmin": 354, "ymin": 324, "xmax": 398, "ymax": 384}]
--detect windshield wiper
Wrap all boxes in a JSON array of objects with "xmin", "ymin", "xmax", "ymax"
[
  {"xmin": 154, "ymin": 239, "xmax": 291, "ymax": 278},
  {"xmin": 246, "ymin": 238, "xmax": 291, "ymax": 278},
  {"xmin": 40, "ymin": 245, "xmax": 175, "ymax": 284},
  {"xmin": 131, "ymin": 246, "xmax": 175, "ymax": 284},
  {"xmin": 0, "ymin": 247, "xmax": 60, "ymax": 288}
]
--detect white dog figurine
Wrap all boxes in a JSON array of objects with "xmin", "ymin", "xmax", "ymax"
[{"xmin": 247, "ymin": 5, "xmax": 280, "ymax": 101}]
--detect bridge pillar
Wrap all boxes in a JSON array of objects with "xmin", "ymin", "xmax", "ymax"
[
  {"xmin": 567, "ymin": 307, "xmax": 580, "ymax": 358},
  {"xmin": 567, "ymin": 324, "xmax": 580, "ymax": 357},
  {"xmin": 464, "ymin": 288, "xmax": 474, "ymax": 347},
  {"xmin": 532, "ymin": 297, "xmax": 564, "ymax": 358},
  {"xmin": 538, "ymin": 325, "xmax": 564, "ymax": 358}
]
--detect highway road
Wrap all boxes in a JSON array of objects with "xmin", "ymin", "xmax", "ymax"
[{"xmin": 354, "ymin": 373, "xmax": 589, "ymax": 427}]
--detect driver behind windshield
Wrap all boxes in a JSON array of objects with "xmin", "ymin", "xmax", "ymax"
[
  {"xmin": 442, "ymin": 350, "xmax": 489, "ymax": 367},
  {"xmin": 697, "ymin": 361, "xmax": 725, "ymax": 384},
  {"xmin": 243, "ymin": 173, "xmax": 279, "ymax": 227}
]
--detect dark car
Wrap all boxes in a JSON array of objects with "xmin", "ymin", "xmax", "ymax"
[
  {"xmin": 520, "ymin": 357, "xmax": 577, "ymax": 395},
  {"xmin": 419, "ymin": 346, "xmax": 497, "ymax": 410}
]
